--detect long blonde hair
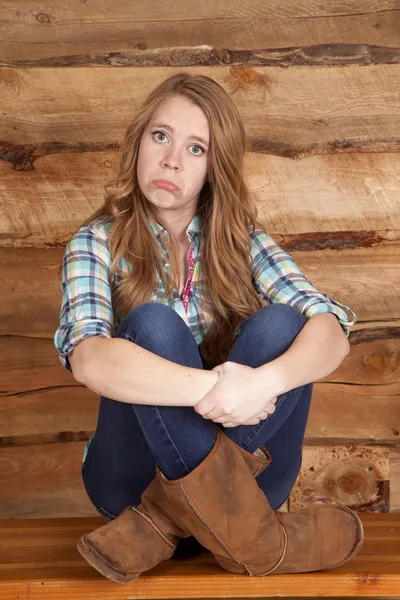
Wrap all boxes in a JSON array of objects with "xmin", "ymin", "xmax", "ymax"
[{"xmin": 78, "ymin": 72, "xmax": 265, "ymax": 368}]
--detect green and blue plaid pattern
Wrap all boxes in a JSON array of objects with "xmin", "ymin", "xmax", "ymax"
[{"xmin": 54, "ymin": 215, "xmax": 356, "ymax": 372}]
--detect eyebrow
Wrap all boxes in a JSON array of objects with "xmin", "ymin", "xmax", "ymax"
[{"xmin": 150, "ymin": 122, "xmax": 209, "ymax": 147}]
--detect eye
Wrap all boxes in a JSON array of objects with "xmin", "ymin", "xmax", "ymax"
[
  {"xmin": 190, "ymin": 144, "xmax": 206, "ymax": 156},
  {"xmin": 151, "ymin": 130, "xmax": 206, "ymax": 156},
  {"xmin": 152, "ymin": 131, "xmax": 168, "ymax": 143}
]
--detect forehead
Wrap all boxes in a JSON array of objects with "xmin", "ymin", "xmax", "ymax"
[{"xmin": 149, "ymin": 96, "xmax": 209, "ymax": 140}]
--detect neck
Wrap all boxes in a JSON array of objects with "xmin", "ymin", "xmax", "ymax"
[{"xmin": 154, "ymin": 207, "xmax": 197, "ymax": 245}]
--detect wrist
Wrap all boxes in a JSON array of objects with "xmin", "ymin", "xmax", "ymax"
[
  {"xmin": 254, "ymin": 359, "xmax": 288, "ymax": 397},
  {"xmin": 207, "ymin": 369, "xmax": 219, "ymax": 389},
  {"xmin": 184, "ymin": 367, "xmax": 219, "ymax": 407}
]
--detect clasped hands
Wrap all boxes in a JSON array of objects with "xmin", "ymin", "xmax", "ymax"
[{"xmin": 194, "ymin": 361, "xmax": 281, "ymax": 428}]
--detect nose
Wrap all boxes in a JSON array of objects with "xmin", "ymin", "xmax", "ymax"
[{"xmin": 162, "ymin": 146, "xmax": 181, "ymax": 171}]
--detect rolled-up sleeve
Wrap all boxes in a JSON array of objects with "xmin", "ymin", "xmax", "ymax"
[
  {"xmin": 251, "ymin": 229, "xmax": 357, "ymax": 337},
  {"xmin": 54, "ymin": 224, "xmax": 114, "ymax": 373}
]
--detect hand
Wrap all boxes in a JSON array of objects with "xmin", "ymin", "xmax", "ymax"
[{"xmin": 194, "ymin": 361, "xmax": 279, "ymax": 427}]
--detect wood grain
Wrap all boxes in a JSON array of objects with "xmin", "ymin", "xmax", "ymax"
[
  {"xmin": 1, "ymin": 65, "xmax": 399, "ymax": 163},
  {"xmin": 0, "ymin": 336, "xmax": 77, "ymax": 395},
  {"xmin": 0, "ymin": 514, "xmax": 399, "ymax": 599},
  {"xmin": 325, "ymin": 338, "xmax": 400, "ymax": 385},
  {"xmin": 0, "ymin": 441, "xmax": 399, "ymax": 518},
  {"xmin": 0, "ymin": 381, "xmax": 398, "ymax": 447},
  {"xmin": 1, "ymin": 337, "xmax": 398, "ymax": 445},
  {"xmin": 3, "ymin": 44, "xmax": 400, "ymax": 69},
  {"xmin": 307, "ymin": 383, "xmax": 400, "ymax": 446},
  {"xmin": 0, "ymin": 441, "xmax": 97, "ymax": 518},
  {"xmin": 391, "ymin": 448, "xmax": 400, "ymax": 511},
  {"xmin": 1, "ymin": 245, "xmax": 398, "ymax": 337},
  {"xmin": 1, "ymin": 151, "xmax": 399, "ymax": 247},
  {"xmin": 1, "ymin": 0, "xmax": 399, "ymax": 62},
  {"xmin": 0, "ymin": 387, "xmax": 397, "ymax": 448},
  {"xmin": 291, "ymin": 446, "xmax": 390, "ymax": 512},
  {"xmin": 0, "ymin": 386, "xmax": 98, "ymax": 446}
]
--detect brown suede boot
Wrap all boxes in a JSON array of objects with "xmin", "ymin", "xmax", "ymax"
[
  {"xmin": 77, "ymin": 477, "xmax": 190, "ymax": 583},
  {"xmin": 77, "ymin": 430, "xmax": 363, "ymax": 581},
  {"xmin": 76, "ymin": 440, "xmax": 270, "ymax": 583},
  {"xmin": 153, "ymin": 430, "xmax": 364, "ymax": 576}
]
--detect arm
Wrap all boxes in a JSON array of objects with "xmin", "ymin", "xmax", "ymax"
[
  {"xmin": 194, "ymin": 313, "xmax": 350, "ymax": 427},
  {"xmin": 55, "ymin": 224, "xmax": 218, "ymax": 407},
  {"xmin": 255, "ymin": 312, "xmax": 350, "ymax": 395},
  {"xmin": 70, "ymin": 336, "xmax": 219, "ymax": 407},
  {"xmin": 251, "ymin": 228, "xmax": 357, "ymax": 339},
  {"xmin": 250, "ymin": 228, "xmax": 356, "ymax": 395}
]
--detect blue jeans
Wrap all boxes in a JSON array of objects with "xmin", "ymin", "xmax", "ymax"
[{"xmin": 82, "ymin": 302, "xmax": 313, "ymax": 520}]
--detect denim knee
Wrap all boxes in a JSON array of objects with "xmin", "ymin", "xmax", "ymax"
[
  {"xmin": 115, "ymin": 302, "xmax": 181, "ymax": 337},
  {"xmin": 238, "ymin": 303, "xmax": 307, "ymax": 342},
  {"xmin": 114, "ymin": 301, "xmax": 202, "ymax": 367},
  {"xmin": 232, "ymin": 303, "xmax": 309, "ymax": 367},
  {"xmin": 242, "ymin": 303, "xmax": 307, "ymax": 335}
]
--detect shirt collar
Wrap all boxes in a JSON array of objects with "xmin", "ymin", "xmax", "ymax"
[{"xmin": 149, "ymin": 213, "xmax": 201, "ymax": 242}]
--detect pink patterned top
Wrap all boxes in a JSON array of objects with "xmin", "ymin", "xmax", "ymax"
[{"xmin": 182, "ymin": 241, "xmax": 195, "ymax": 312}]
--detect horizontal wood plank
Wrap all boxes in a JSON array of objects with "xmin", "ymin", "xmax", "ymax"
[
  {"xmin": 307, "ymin": 382, "xmax": 400, "ymax": 446},
  {"xmin": 1, "ymin": 65, "xmax": 399, "ymax": 162},
  {"xmin": 0, "ymin": 336, "xmax": 78, "ymax": 395},
  {"xmin": 0, "ymin": 514, "xmax": 399, "ymax": 597},
  {"xmin": 0, "ymin": 441, "xmax": 398, "ymax": 519},
  {"xmin": 1, "ymin": 245, "xmax": 398, "ymax": 337},
  {"xmin": 0, "ymin": 514, "xmax": 399, "ymax": 598},
  {"xmin": 1, "ymin": 337, "xmax": 399, "ymax": 445},
  {"xmin": 0, "ymin": 442, "xmax": 97, "ymax": 518},
  {"xmin": 1, "ymin": 151, "xmax": 400, "ymax": 247},
  {"xmin": 0, "ymin": 249, "xmax": 63, "ymax": 337},
  {"xmin": 0, "ymin": 386, "xmax": 98, "ymax": 446},
  {"xmin": 3, "ymin": 44, "xmax": 400, "ymax": 69},
  {"xmin": 324, "ymin": 338, "xmax": 400, "ymax": 385},
  {"xmin": 1, "ymin": 1, "xmax": 399, "ymax": 63},
  {"xmin": 0, "ymin": 381, "xmax": 399, "ymax": 447}
]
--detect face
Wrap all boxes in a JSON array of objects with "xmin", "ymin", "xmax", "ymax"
[{"xmin": 137, "ymin": 95, "xmax": 210, "ymax": 223}]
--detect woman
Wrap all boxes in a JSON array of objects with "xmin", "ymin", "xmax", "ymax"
[{"xmin": 54, "ymin": 72, "xmax": 363, "ymax": 583}]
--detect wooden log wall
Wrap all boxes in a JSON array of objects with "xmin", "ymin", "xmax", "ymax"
[{"xmin": 0, "ymin": 1, "xmax": 399, "ymax": 518}]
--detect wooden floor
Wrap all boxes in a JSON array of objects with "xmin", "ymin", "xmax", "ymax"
[{"xmin": 0, "ymin": 512, "xmax": 399, "ymax": 599}]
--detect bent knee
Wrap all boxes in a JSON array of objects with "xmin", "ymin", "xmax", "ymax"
[
  {"xmin": 116, "ymin": 302, "xmax": 183, "ymax": 338},
  {"xmin": 263, "ymin": 303, "xmax": 307, "ymax": 327},
  {"xmin": 248, "ymin": 303, "xmax": 308, "ymax": 338}
]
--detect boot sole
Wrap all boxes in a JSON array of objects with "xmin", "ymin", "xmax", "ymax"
[{"xmin": 77, "ymin": 534, "xmax": 139, "ymax": 584}]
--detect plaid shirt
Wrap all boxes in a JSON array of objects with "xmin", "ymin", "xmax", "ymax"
[{"xmin": 54, "ymin": 214, "xmax": 356, "ymax": 372}]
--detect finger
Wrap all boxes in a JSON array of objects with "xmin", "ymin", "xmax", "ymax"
[
  {"xmin": 203, "ymin": 408, "xmax": 219, "ymax": 418},
  {"xmin": 195, "ymin": 402, "xmax": 218, "ymax": 418},
  {"xmin": 223, "ymin": 419, "xmax": 260, "ymax": 428},
  {"xmin": 207, "ymin": 405, "xmax": 236, "ymax": 421},
  {"xmin": 240, "ymin": 417, "xmax": 262, "ymax": 426},
  {"xmin": 251, "ymin": 409, "xmax": 269, "ymax": 420},
  {"xmin": 220, "ymin": 405, "xmax": 273, "ymax": 425},
  {"xmin": 213, "ymin": 414, "xmax": 235, "ymax": 425},
  {"xmin": 244, "ymin": 420, "xmax": 261, "ymax": 426},
  {"xmin": 219, "ymin": 414, "xmax": 260, "ymax": 427},
  {"xmin": 205, "ymin": 407, "xmax": 232, "ymax": 420}
]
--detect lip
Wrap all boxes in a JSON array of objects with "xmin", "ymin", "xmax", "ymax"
[{"xmin": 154, "ymin": 179, "xmax": 180, "ymax": 192}]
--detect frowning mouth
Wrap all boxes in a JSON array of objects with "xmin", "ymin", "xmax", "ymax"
[{"xmin": 154, "ymin": 180, "xmax": 180, "ymax": 192}]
